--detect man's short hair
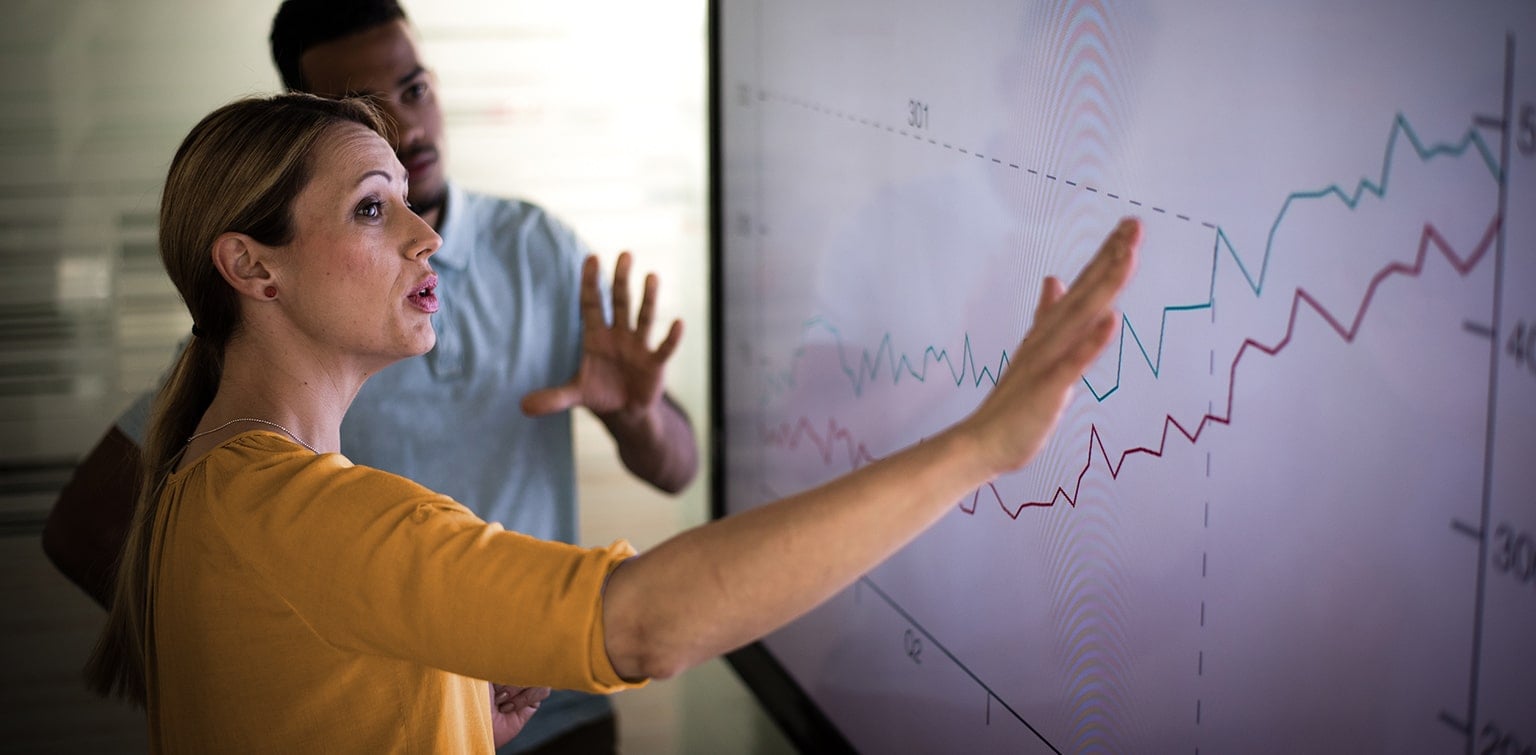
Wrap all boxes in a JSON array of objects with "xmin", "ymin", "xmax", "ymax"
[{"xmin": 270, "ymin": 0, "xmax": 409, "ymax": 93}]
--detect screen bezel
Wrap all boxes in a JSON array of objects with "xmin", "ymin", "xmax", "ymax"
[{"xmin": 706, "ymin": 0, "xmax": 856, "ymax": 750}]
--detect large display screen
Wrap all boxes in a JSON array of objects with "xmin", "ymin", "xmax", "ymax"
[{"xmin": 711, "ymin": 1, "xmax": 1536, "ymax": 752}]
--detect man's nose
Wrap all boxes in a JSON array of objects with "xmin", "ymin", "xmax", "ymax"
[{"xmin": 380, "ymin": 102, "xmax": 425, "ymax": 151}]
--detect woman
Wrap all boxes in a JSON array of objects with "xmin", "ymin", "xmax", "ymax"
[{"xmin": 87, "ymin": 93, "xmax": 1140, "ymax": 752}]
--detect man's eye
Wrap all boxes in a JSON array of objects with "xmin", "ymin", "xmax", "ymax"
[
  {"xmin": 403, "ymin": 82, "xmax": 428, "ymax": 103},
  {"xmin": 357, "ymin": 200, "xmax": 383, "ymax": 219}
]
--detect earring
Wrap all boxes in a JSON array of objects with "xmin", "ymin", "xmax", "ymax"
[{"xmin": 264, "ymin": 286, "xmax": 277, "ymax": 299}]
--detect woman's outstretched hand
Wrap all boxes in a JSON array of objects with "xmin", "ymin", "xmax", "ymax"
[{"xmin": 957, "ymin": 217, "xmax": 1141, "ymax": 477}]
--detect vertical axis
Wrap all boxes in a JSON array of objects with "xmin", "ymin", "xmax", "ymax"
[{"xmin": 1466, "ymin": 30, "xmax": 1514, "ymax": 755}]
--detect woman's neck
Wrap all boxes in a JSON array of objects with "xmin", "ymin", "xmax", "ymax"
[{"xmin": 186, "ymin": 335, "xmax": 369, "ymax": 459}]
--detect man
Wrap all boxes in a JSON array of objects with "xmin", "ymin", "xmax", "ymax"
[{"xmin": 42, "ymin": 1, "xmax": 698, "ymax": 752}]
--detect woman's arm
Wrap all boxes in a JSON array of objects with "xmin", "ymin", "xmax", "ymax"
[{"xmin": 601, "ymin": 218, "xmax": 1141, "ymax": 681}]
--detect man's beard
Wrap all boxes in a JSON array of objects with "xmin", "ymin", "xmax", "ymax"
[{"xmin": 410, "ymin": 185, "xmax": 447, "ymax": 221}]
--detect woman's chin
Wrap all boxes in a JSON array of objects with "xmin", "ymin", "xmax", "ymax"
[{"xmin": 408, "ymin": 331, "xmax": 436, "ymax": 358}]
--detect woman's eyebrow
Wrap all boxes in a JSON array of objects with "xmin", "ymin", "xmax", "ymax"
[{"xmin": 354, "ymin": 169, "xmax": 401, "ymax": 187}]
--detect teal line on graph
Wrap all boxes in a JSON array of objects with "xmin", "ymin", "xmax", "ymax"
[
  {"xmin": 1100, "ymin": 113, "xmax": 1496, "ymax": 400},
  {"xmin": 762, "ymin": 113, "xmax": 1500, "ymax": 404},
  {"xmin": 764, "ymin": 319, "xmax": 1011, "ymax": 400}
]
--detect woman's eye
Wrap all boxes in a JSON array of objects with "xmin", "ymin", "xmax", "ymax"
[
  {"xmin": 404, "ymin": 82, "xmax": 428, "ymax": 103},
  {"xmin": 357, "ymin": 200, "xmax": 383, "ymax": 219}
]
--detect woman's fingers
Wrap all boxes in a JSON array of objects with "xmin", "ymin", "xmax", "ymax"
[
  {"xmin": 1023, "ymin": 218, "xmax": 1140, "ymax": 364},
  {"xmin": 1034, "ymin": 275, "xmax": 1065, "ymax": 322}
]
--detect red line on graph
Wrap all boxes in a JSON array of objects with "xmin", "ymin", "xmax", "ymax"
[
  {"xmin": 762, "ymin": 416, "xmax": 878, "ymax": 470},
  {"xmin": 765, "ymin": 216, "xmax": 1502, "ymax": 517},
  {"xmin": 1006, "ymin": 215, "xmax": 1503, "ymax": 516}
]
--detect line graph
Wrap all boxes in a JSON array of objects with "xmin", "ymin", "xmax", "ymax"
[
  {"xmin": 758, "ymin": 114, "xmax": 1501, "ymax": 407},
  {"xmin": 765, "ymin": 215, "xmax": 1502, "ymax": 515}
]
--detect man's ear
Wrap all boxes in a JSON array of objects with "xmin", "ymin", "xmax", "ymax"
[{"xmin": 211, "ymin": 232, "xmax": 277, "ymax": 300}]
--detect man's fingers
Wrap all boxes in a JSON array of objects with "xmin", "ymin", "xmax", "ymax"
[
  {"xmin": 653, "ymin": 319, "xmax": 684, "ymax": 364},
  {"xmin": 510, "ymin": 686, "xmax": 550, "ymax": 707},
  {"xmin": 520, "ymin": 384, "xmax": 583, "ymax": 417},
  {"xmin": 579, "ymin": 255, "xmax": 605, "ymax": 325},
  {"xmin": 496, "ymin": 685, "xmax": 550, "ymax": 713},
  {"xmin": 611, "ymin": 252, "xmax": 634, "ymax": 328},
  {"xmin": 636, "ymin": 273, "xmax": 659, "ymax": 340}
]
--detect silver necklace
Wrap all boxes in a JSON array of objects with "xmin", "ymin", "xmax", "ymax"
[{"xmin": 186, "ymin": 417, "xmax": 320, "ymax": 455}]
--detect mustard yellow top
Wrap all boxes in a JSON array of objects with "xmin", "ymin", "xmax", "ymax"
[{"xmin": 144, "ymin": 431, "xmax": 641, "ymax": 753}]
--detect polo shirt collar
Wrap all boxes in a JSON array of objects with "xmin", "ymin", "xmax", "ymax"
[{"xmin": 430, "ymin": 181, "xmax": 471, "ymax": 270}]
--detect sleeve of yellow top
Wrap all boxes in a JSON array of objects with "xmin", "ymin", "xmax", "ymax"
[
  {"xmin": 211, "ymin": 450, "xmax": 648, "ymax": 694},
  {"xmin": 586, "ymin": 542, "xmax": 646, "ymax": 693}
]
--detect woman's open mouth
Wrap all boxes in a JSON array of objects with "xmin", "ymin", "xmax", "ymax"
[{"xmin": 407, "ymin": 275, "xmax": 439, "ymax": 314}]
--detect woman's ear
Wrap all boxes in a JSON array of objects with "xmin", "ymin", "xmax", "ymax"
[{"xmin": 210, "ymin": 232, "xmax": 277, "ymax": 301}]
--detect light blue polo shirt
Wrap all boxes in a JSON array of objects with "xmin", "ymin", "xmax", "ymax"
[{"xmin": 119, "ymin": 182, "xmax": 613, "ymax": 752}]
